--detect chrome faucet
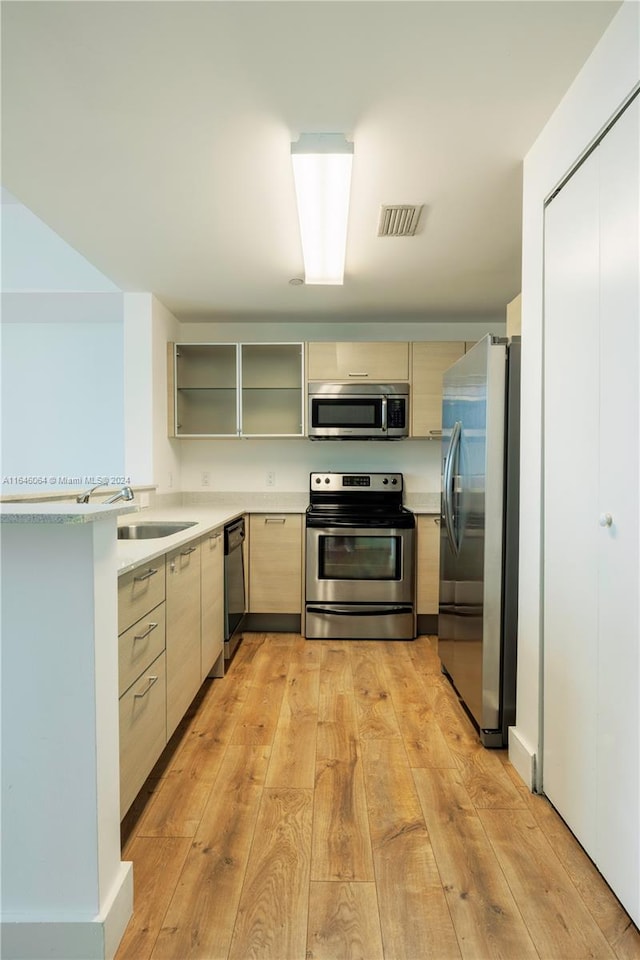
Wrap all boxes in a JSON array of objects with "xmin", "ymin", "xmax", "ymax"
[
  {"xmin": 103, "ymin": 486, "xmax": 134, "ymax": 504},
  {"xmin": 76, "ymin": 483, "xmax": 134, "ymax": 504}
]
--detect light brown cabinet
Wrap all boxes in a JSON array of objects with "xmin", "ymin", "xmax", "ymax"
[
  {"xmin": 200, "ymin": 529, "xmax": 224, "ymax": 680},
  {"xmin": 248, "ymin": 514, "xmax": 303, "ymax": 614},
  {"xmin": 166, "ymin": 541, "xmax": 202, "ymax": 738},
  {"xmin": 119, "ymin": 652, "xmax": 166, "ymax": 817},
  {"xmin": 416, "ymin": 514, "xmax": 441, "ymax": 615},
  {"xmin": 410, "ymin": 341, "xmax": 465, "ymax": 437},
  {"xmin": 117, "ymin": 557, "xmax": 166, "ymax": 636},
  {"xmin": 117, "ymin": 560, "xmax": 167, "ymax": 818},
  {"xmin": 118, "ymin": 602, "xmax": 166, "ymax": 697},
  {"xmin": 307, "ymin": 341, "xmax": 409, "ymax": 381}
]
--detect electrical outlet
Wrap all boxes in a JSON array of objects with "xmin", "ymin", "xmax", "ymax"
[
  {"xmin": 201, "ymin": 471, "xmax": 210, "ymax": 487},
  {"xmin": 266, "ymin": 471, "xmax": 276, "ymax": 487}
]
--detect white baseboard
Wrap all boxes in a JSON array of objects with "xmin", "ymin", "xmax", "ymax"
[
  {"xmin": 1, "ymin": 862, "xmax": 133, "ymax": 960},
  {"xmin": 508, "ymin": 726, "xmax": 537, "ymax": 791}
]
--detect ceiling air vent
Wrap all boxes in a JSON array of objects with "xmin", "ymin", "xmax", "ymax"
[{"xmin": 378, "ymin": 204, "xmax": 423, "ymax": 237}]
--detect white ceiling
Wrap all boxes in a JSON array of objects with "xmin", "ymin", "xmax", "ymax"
[{"xmin": 1, "ymin": 1, "xmax": 621, "ymax": 323}]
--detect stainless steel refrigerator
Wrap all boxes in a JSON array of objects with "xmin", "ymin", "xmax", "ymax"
[{"xmin": 439, "ymin": 335, "xmax": 520, "ymax": 747}]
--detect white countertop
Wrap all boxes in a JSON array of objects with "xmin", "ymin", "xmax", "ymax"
[
  {"xmin": 0, "ymin": 502, "xmax": 137, "ymax": 524},
  {"xmin": 116, "ymin": 504, "xmax": 244, "ymax": 575}
]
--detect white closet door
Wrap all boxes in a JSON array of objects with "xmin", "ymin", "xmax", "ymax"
[
  {"xmin": 595, "ymin": 97, "xmax": 639, "ymax": 916},
  {"xmin": 544, "ymin": 95, "xmax": 640, "ymax": 928},
  {"xmin": 543, "ymin": 150, "xmax": 600, "ymax": 854}
]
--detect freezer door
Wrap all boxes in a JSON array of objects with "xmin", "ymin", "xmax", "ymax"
[{"xmin": 438, "ymin": 336, "xmax": 506, "ymax": 736}]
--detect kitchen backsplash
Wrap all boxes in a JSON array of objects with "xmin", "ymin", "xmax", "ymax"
[{"xmin": 177, "ymin": 436, "xmax": 442, "ymax": 496}]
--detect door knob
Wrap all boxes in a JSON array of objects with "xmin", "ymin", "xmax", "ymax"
[{"xmin": 599, "ymin": 513, "xmax": 613, "ymax": 528}]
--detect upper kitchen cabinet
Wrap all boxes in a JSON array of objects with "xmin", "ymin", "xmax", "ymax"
[
  {"xmin": 241, "ymin": 343, "xmax": 304, "ymax": 436},
  {"xmin": 307, "ymin": 341, "xmax": 409, "ymax": 381},
  {"xmin": 169, "ymin": 343, "xmax": 238, "ymax": 436},
  {"xmin": 410, "ymin": 341, "xmax": 465, "ymax": 438},
  {"xmin": 168, "ymin": 342, "xmax": 304, "ymax": 437}
]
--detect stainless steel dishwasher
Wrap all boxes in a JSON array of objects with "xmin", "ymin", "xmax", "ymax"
[{"xmin": 224, "ymin": 516, "xmax": 246, "ymax": 659}]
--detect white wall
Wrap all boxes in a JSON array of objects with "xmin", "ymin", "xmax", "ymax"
[
  {"xmin": 1, "ymin": 294, "xmax": 125, "ymax": 493},
  {"xmin": 513, "ymin": 0, "xmax": 639, "ymax": 788},
  {"xmin": 1, "ymin": 191, "xmax": 126, "ymax": 495},
  {"xmin": 152, "ymin": 297, "xmax": 181, "ymax": 492},
  {"xmin": 179, "ymin": 436, "xmax": 442, "ymax": 495},
  {"xmin": 123, "ymin": 293, "xmax": 181, "ymax": 493},
  {"xmin": 178, "ymin": 319, "xmax": 505, "ymax": 344}
]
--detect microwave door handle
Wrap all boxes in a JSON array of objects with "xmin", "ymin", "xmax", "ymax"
[
  {"xmin": 442, "ymin": 420, "xmax": 461, "ymax": 557},
  {"xmin": 381, "ymin": 396, "xmax": 388, "ymax": 433}
]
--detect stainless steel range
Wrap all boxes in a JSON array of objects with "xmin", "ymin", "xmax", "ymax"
[{"xmin": 305, "ymin": 472, "xmax": 416, "ymax": 640}]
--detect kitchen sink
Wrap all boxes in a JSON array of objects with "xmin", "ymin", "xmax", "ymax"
[{"xmin": 117, "ymin": 521, "xmax": 198, "ymax": 540}]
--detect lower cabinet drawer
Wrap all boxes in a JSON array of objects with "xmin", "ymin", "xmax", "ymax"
[
  {"xmin": 119, "ymin": 651, "xmax": 167, "ymax": 818},
  {"xmin": 118, "ymin": 601, "xmax": 166, "ymax": 697}
]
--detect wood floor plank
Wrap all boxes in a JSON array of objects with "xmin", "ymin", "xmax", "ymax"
[
  {"xmin": 149, "ymin": 744, "xmax": 270, "ymax": 960},
  {"xmin": 318, "ymin": 642, "xmax": 354, "ymax": 722},
  {"xmin": 229, "ymin": 640, "xmax": 289, "ymax": 745},
  {"xmin": 494, "ymin": 792, "xmax": 640, "ymax": 960},
  {"xmin": 407, "ymin": 634, "xmax": 444, "ymax": 678},
  {"xmin": 479, "ymin": 806, "xmax": 617, "ymax": 959},
  {"xmin": 312, "ymin": 750, "xmax": 375, "ymax": 882},
  {"xmin": 363, "ymin": 740, "xmax": 462, "ymax": 959},
  {"xmin": 265, "ymin": 640, "xmax": 321, "ymax": 789},
  {"xmin": 306, "ymin": 881, "xmax": 384, "ymax": 960},
  {"xmin": 413, "ymin": 766, "xmax": 538, "ymax": 959},
  {"xmin": 135, "ymin": 770, "xmax": 216, "ymax": 838},
  {"xmin": 115, "ymin": 837, "xmax": 192, "ymax": 960},
  {"xmin": 426, "ymin": 676, "xmax": 526, "ymax": 809},
  {"xmin": 380, "ymin": 643, "xmax": 457, "ymax": 768},
  {"xmin": 228, "ymin": 787, "xmax": 313, "ymax": 960},
  {"xmin": 349, "ymin": 642, "xmax": 403, "ymax": 741},
  {"xmin": 316, "ymin": 642, "xmax": 360, "ymax": 760}
]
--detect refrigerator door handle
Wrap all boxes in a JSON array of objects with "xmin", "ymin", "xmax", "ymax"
[{"xmin": 443, "ymin": 419, "xmax": 461, "ymax": 557}]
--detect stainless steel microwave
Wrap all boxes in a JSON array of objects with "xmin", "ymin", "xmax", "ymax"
[{"xmin": 307, "ymin": 382, "xmax": 409, "ymax": 440}]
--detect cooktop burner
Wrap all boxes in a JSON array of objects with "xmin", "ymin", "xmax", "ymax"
[{"xmin": 307, "ymin": 472, "xmax": 415, "ymax": 528}]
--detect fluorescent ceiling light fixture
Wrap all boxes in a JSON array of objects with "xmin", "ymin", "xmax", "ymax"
[{"xmin": 291, "ymin": 133, "xmax": 353, "ymax": 285}]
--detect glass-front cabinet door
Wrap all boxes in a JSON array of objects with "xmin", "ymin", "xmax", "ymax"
[
  {"xmin": 240, "ymin": 343, "xmax": 304, "ymax": 437},
  {"xmin": 173, "ymin": 343, "xmax": 238, "ymax": 436},
  {"xmin": 169, "ymin": 342, "xmax": 304, "ymax": 437}
]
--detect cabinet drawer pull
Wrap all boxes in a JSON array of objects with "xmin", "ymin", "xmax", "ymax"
[
  {"xmin": 209, "ymin": 532, "xmax": 222, "ymax": 542},
  {"xmin": 347, "ymin": 372, "xmax": 369, "ymax": 377},
  {"xmin": 429, "ymin": 429, "xmax": 443, "ymax": 437},
  {"xmin": 180, "ymin": 546, "xmax": 197, "ymax": 556},
  {"xmin": 133, "ymin": 568, "xmax": 159, "ymax": 583},
  {"xmin": 133, "ymin": 622, "xmax": 158, "ymax": 642},
  {"xmin": 264, "ymin": 516, "xmax": 286, "ymax": 523},
  {"xmin": 434, "ymin": 517, "xmax": 442, "ymax": 526},
  {"xmin": 134, "ymin": 675, "xmax": 159, "ymax": 698}
]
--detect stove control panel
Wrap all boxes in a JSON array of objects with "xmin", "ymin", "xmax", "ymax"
[{"xmin": 310, "ymin": 472, "xmax": 403, "ymax": 493}]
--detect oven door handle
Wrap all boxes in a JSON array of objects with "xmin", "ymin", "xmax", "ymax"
[{"xmin": 306, "ymin": 604, "xmax": 414, "ymax": 617}]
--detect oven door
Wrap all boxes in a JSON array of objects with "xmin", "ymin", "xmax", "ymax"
[{"xmin": 306, "ymin": 524, "xmax": 415, "ymax": 604}]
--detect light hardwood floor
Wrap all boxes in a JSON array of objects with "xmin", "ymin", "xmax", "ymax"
[{"xmin": 117, "ymin": 634, "xmax": 640, "ymax": 960}]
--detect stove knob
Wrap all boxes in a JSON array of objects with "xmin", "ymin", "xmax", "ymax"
[
  {"xmin": 315, "ymin": 477, "xmax": 322, "ymax": 484},
  {"xmin": 392, "ymin": 478, "xmax": 398, "ymax": 485},
  {"xmin": 383, "ymin": 477, "xmax": 389, "ymax": 485},
  {"xmin": 325, "ymin": 477, "xmax": 330, "ymax": 484}
]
